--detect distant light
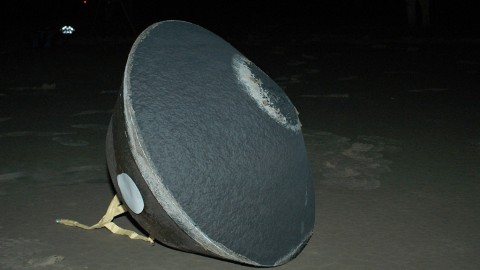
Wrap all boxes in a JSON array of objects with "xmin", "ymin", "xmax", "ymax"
[
  {"xmin": 83, "ymin": 0, "xmax": 87, "ymax": 4},
  {"xmin": 61, "ymin": 26, "xmax": 75, "ymax": 35}
]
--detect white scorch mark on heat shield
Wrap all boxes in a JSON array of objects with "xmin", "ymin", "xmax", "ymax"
[{"xmin": 232, "ymin": 54, "xmax": 301, "ymax": 133}]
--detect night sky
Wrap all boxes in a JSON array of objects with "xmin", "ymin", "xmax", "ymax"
[{"xmin": 2, "ymin": 0, "xmax": 479, "ymax": 43}]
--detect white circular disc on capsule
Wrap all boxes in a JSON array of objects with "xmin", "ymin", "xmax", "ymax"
[{"xmin": 117, "ymin": 173, "xmax": 144, "ymax": 214}]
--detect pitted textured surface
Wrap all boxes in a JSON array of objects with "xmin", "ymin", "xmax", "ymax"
[{"xmin": 124, "ymin": 21, "xmax": 314, "ymax": 265}]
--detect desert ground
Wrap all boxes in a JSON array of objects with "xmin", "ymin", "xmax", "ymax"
[{"xmin": 1, "ymin": 25, "xmax": 480, "ymax": 269}]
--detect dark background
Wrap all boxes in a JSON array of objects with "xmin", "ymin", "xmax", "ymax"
[{"xmin": 2, "ymin": 0, "xmax": 480, "ymax": 45}]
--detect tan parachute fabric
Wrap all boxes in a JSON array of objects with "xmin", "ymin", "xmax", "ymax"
[{"xmin": 57, "ymin": 195, "xmax": 154, "ymax": 244}]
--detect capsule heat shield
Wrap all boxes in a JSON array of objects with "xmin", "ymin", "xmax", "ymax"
[{"xmin": 106, "ymin": 20, "xmax": 315, "ymax": 267}]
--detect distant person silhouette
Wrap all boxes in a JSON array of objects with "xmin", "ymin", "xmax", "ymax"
[
  {"xmin": 406, "ymin": 0, "xmax": 431, "ymax": 29},
  {"xmin": 32, "ymin": 26, "xmax": 55, "ymax": 48},
  {"xmin": 31, "ymin": 4, "xmax": 57, "ymax": 49}
]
